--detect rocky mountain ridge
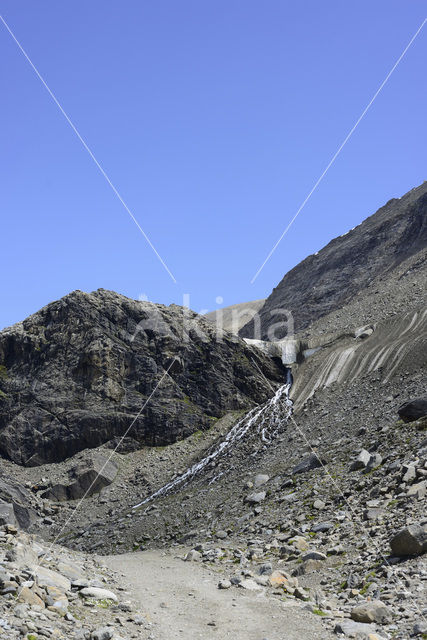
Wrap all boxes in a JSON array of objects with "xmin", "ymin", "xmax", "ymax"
[{"xmin": 240, "ymin": 181, "xmax": 427, "ymax": 339}]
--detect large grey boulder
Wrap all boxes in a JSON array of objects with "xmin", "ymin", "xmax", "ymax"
[
  {"xmin": 0, "ymin": 503, "xmax": 16, "ymax": 526},
  {"xmin": 42, "ymin": 452, "xmax": 118, "ymax": 501},
  {"xmin": 334, "ymin": 619, "xmax": 376, "ymax": 637},
  {"xmin": 350, "ymin": 600, "xmax": 392, "ymax": 624},
  {"xmin": 292, "ymin": 452, "xmax": 325, "ymax": 475},
  {"xmin": 0, "ymin": 289, "xmax": 285, "ymax": 466},
  {"xmin": 398, "ymin": 396, "xmax": 427, "ymax": 422},
  {"xmin": 0, "ymin": 479, "xmax": 37, "ymax": 529},
  {"xmin": 390, "ymin": 524, "xmax": 427, "ymax": 556}
]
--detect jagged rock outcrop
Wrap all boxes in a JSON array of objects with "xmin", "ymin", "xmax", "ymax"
[
  {"xmin": 240, "ymin": 182, "xmax": 427, "ymax": 339},
  {"xmin": 0, "ymin": 289, "xmax": 285, "ymax": 466}
]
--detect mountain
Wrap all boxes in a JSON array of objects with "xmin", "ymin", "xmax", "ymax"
[
  {"xmin": 240, "ymin": 182, "xmax": 427, "ymax": 339},
  {"xmin": 204, "ymin": 299, "xmax": 265, "ymax": 334},
  {"xmin": 0, "ymin": 184, "xmax": 426, "ymax": 640},
  {"xmin": 0, "ymin": 289, "xmax": 285, "ymax": 466}
]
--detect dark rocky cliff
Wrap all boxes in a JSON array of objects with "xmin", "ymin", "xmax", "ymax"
[
  {"xmin": 240, "ymin": 182, "xmax": 427, "ymax": 339},
  {"xmin": 0, "ymin": 289, "xmax": 285, "ymax": 466}
]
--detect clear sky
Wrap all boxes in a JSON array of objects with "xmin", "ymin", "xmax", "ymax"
[{"xmin": 1, "ymin": 1, "xmax": 426, "ymax": 329}]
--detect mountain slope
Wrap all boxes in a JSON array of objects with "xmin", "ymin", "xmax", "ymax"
[
  {"xmin": 204, "ymin": 299, "xmax": 265, "ymax": 334},
  {"xmin": 240, "ymin": 182, "xmax": 427, "ymax": 339}
]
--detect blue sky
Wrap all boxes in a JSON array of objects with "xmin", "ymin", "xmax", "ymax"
[{"xmin": 1, "ymin": 1, "xmax": 426, "ymax": 329}]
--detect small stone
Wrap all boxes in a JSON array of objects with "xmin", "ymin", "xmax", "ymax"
[
  {"xmin": 302, "ymin": 551, "xmax": 326, "ymax": 561},
  {"xmin": 313, "ymin": 499, "xmax": 325, "ymax": 510},
  {"xmin": 253, "ymin": 474, "xmax": 269, "ymax": 488},
  {"xmin": 184, "ymin": 550, "xmax": 202, "ymax": 562},
  {"xmin": 218, "ymin": 580, "xmax": 232, "ymax": 590}
]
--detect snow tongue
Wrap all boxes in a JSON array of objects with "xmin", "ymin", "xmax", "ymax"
[{"xmin": 132, "ymin": 373, "xmax": 293, "ymax": 509}]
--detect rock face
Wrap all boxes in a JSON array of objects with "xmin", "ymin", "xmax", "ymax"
[
  {"xmin": 0, "ymin": 289, "xmax": 285, "ymax": 466},
  {"xmin": 240, "ymin": 181, "xmax": 427, "ymax": 338},
  {"xmin": 398, "ymin": 396, "xmax": 427, "ymax": 422}
]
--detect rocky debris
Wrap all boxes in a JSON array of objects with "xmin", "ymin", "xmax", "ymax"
[
  {"xmin": 42, "ymin": 452, "xmax": 118, "ymax": 501},
  {"xmin": 0, "ymin": 289, "xmax": 285, "ymax": 465},
  {"xmin": 240, "ymin": 181, "xmax": 427, "ymax": 337},
  {"xmin": 398, "ymin": 396, "xmax": 427, "ymax": 422},
  {"xmin": 389, "ymin": 523, "xmax": 427, "ymax": 556},
  {"xmin": 0, "ymin": 524, "xmax": 154, "ymax": 639}
]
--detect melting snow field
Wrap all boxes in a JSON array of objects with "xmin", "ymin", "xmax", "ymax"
[{"xmin": 133, "ymin": 374, "xmax": 293, "ymax": 509}]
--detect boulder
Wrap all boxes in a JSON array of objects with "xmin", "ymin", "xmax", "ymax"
[
  {"xmin": 390, "ymin": 524, "xmax": 427, "ymax": 556},
  {"xmin": 311, "ymin": 521, "xmax": 334, "ymax": 533},
  {"xmin": 43, "ymin": 453, "xmax": 118, "ymax": 501},
  {"xmin": 0, "ymin": 480, "xmax": 37, "ymax": 529},
  {"xmin": 292, "ymin": 453, "xmax": 325, "ymax": 475},
  {"xmin": 17, "ymin": 586, "xmax": 45, "ymax": 608},
  {"xmin": 349, "ymin": 449, "xmax": 371, "ymax": 471},
  {"xmin": 350, "ymin": 600, "xmax": 392, "ymax": 624},
  {"xmin": 253, "ymin": 474, "xmax": 269, "ymax": 488},
  {"xmin": 34, "ymin": 566, "xmax": 71, "ymax": 592},
  {"xmin": 398, "ymin": 396, "xmax": 427, "ymax": 422},
  {"xmin": 334, "ymin": 619, "xmax": 376, "ymax": 637},
  {"xmin": 91, "ymin": 628, "xmax": 114, "ymax": 640},
  {"xmin": 0, "ymin": 502, "xmax": 16, "ymax": 527},
  {"xmin": 302, "ymin": 551, "xmax": 326, "ymax": 561},
  {"xmin": 407, "ymin": 481, "xmax": 427, "ymax": 500},
  {"xmin": 355, "ymin": 325, "xmax": 374, "ymax": 339},
  {"xmin": 218, "ymin": 580, "xmax": 232, "ymax": 590},
  {"xmin": 244, "ymin": 491, "xmax": 266, "ymax": 505},
  {"xmin": 79, "ymin": 587, "xmax": 118, "ymax": 602}
]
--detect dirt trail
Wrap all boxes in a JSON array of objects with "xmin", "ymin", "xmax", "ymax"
[{"xmin": 103, "ymin": 549, "xmax": 335, "ymax": 640}]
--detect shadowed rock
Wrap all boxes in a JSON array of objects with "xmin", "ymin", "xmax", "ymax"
[
  {"xmin": 398, "ymin": 396, "xmax": 427, "ymax": 422},
  {"xmin": 0, "ymin": 289, "xmax": 285, "ymax": 466}
]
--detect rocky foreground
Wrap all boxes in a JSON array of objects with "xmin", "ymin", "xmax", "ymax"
[{"xmin": 0, "ymin": 524, "xmax": 156, "ymax": 640}]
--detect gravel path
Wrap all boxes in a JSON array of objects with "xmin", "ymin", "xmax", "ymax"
[{"xmin": 104, "ymin": 550, "xmax": 335, "ymax": 640}]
